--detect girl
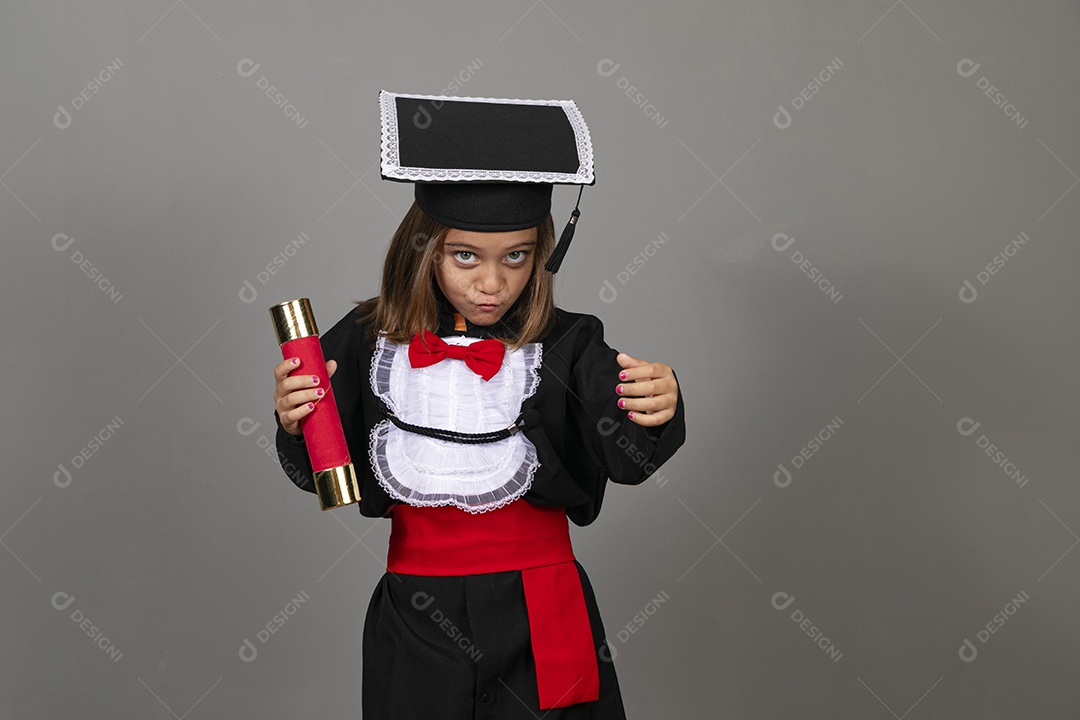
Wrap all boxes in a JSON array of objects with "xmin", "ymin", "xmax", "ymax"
[{"xmin": 270, "ymin": 91, "xmax": 686, "ymax": 719}]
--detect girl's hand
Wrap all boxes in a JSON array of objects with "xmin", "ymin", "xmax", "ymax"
[
  {"xmin": 273, "ymin": 358, "xmax": 338, "ymax": 436},
  {"xmin": 614, "ymin": 352, "xmax": 679, "ymax": 427}
]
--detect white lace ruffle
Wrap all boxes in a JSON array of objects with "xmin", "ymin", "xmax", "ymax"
[
  {"xmin": 368, "ymin": 330, "xmax": 543, "ymax": 513},
  {"xmin": 378, "ymin": 89, "xmax": 595, "ymax": 184}
]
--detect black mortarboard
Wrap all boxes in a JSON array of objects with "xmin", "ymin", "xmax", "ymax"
[{"xmin": 378, "ymin": 89, "xmax": 595, "ymax": 273}]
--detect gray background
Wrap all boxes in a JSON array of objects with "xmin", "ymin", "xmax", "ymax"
[{"xmin": 3, "ymin": 1, "xmax": 1078, "ymax": 717}]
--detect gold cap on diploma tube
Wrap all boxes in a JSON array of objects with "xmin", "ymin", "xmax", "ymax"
[
  {"xmin": 312, "ymin": 465, "xmax": 361, "ymax": 511},
  {"xmin": 270, "ymin": 298, "xmax": 320, "ymax": 346},
  {"xmin": 269, "ymin": 298, "xmax": 361, "ymax": 511}
]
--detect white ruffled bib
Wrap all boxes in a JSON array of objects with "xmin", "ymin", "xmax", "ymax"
[{"xmin": 367, "ymin": 331, "xmax": 543, "ymax": 513}]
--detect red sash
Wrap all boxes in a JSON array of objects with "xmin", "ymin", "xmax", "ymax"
[{"xmin": 386, "ymin": 499, "xmax": 600, "ymax": 709}]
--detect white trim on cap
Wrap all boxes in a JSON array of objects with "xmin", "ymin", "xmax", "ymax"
[{"xmin": 378, "ymin": 89, "xmax": 595, "ymax": 184}]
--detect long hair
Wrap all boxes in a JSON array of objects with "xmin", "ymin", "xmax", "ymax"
[{"xmin": 353, "ymin": 201, "xmax": 558, "ymax": 352}]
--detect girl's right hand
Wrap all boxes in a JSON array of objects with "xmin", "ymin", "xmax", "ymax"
[{"xmin": 273, "ymin": 358, "xmax": 338, "ymax": 437}]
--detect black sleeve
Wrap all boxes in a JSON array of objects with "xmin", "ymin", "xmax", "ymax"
[
  {"xmin": 273, "ymin": 306, "xmax": 364, "ymax": 495},
  {"xmin": 274, "ymin": 409, "xmax": 315, "ymax": 494},
  {"xmin": 567, "ymin": 315, "xmax": 686, "ymax": 486}
]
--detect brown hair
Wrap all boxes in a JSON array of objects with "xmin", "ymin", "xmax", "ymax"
[{"xmin": 352, "ymin": 201, "xmax": 558, "ymax": 352}]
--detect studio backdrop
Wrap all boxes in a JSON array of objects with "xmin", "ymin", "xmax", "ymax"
[{"xmin": 3, "ymin": 1, "xmax": 1079, "ymax": 717}]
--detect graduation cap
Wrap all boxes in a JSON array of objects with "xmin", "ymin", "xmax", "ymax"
[{"xmin": 378, "ymin": 89, "xmax": 595, "ymax": 273}]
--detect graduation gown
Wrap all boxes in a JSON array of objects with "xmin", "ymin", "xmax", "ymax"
[{"xmin": 273, "ymin": 287, "xmax": 686, "ymax": 718}]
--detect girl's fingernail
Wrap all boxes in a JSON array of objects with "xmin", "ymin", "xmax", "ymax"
[
  {"xmin": 619, "ymin": 371, "xmax": 626, "ymax": 380},
  {"xmin": 627, "ymin": 412, "xmax": 634, "ymax": 419},
  {"xmin": 616, "ymin": 385, "xmax": 622, "ymax": 394},
  {"xmin": 307, "ymin": 403, "xmax": 314, "ymax": 409},
  {"xmin": 292, "ymin": 358, "xmax": 299, "ymax": 365},
  {"xmin": 618, "ymin": 399, "xmax": 625, "ymax": 408},
  {"xmin": 316, "ymin": 388, "xmax": 324, "ymax": 396},
  {"xmin": 311, "ymin": 375, "xmax": 319, "ymax": 383}
]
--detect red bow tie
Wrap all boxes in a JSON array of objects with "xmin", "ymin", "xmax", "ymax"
[{"xmin": 408, "ymin": 329, "xmax": 506, "ymax": 381}]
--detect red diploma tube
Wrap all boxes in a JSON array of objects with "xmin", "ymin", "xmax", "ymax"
[{"xmin": 269, "ymin": 298, "xmax": 361, "ymax": 510}]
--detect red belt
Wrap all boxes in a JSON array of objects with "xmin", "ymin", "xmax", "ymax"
[{"xmin": 386, "ymin": 499, "xmax": 600, "ymax": 709}]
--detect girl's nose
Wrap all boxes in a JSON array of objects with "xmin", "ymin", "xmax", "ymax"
[{"xmin": 476, "ymin": 266, "xmax": 504, "ymax": 294}]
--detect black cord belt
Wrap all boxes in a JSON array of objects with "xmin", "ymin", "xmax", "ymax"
[{"xmin": 376, "ymin": 398, "xmax": 539, "ymax": 445}]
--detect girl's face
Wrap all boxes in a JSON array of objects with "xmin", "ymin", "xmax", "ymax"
[{"xmin": 435, "ymin": 225, "xmax": 538, "ymax": 327}]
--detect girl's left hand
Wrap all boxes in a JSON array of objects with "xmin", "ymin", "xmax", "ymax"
[{"xmin": 614, "ymin": 352, "xmax": 679, "ymax": 427}]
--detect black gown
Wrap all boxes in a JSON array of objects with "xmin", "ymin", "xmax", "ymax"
[{"xmin": 273, "ymin": 285, "xmax": 686, "ymax": 719}]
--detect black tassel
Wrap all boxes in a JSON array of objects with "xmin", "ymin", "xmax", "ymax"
[{"xmin": 545, "ymin": 186, "xmax": 584, "ymax": 273}]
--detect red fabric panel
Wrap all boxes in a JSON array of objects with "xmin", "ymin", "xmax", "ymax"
[
  {"xmin": 522, "ymin": 562, "xmax": 601, "ymax": 708},
  {"xmin": 387, "ymin": 502, "xmax": 572, "ymax": 575}
]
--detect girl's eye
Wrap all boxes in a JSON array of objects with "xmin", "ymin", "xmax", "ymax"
[
  {"xmin": 454, "ymin": 251, "xmax": 476, "ymax": 263},
  {"xmin": 507, "ymin": 250, "xmax": 528, "ymax": 263}
]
